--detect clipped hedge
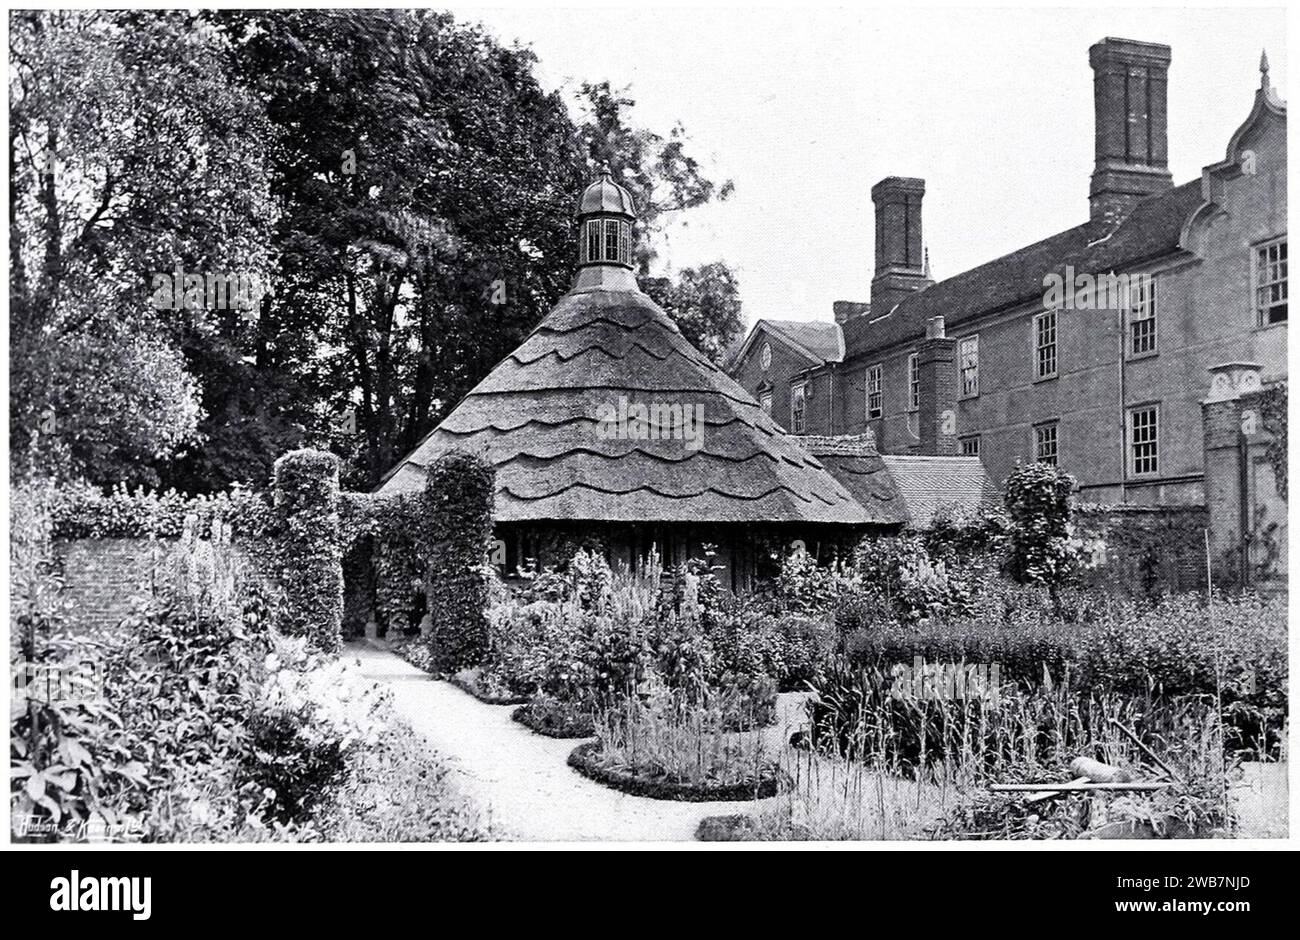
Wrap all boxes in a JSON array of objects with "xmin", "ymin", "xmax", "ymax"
[
  {"xmin": 48, "ymin": 481, "xmax": 272, "ymax": 541},
  {"xmin": 368, "ymin": 493, "xmax": 431, "ymax": 634},
  {"xmin": 273, "ymin": 449, "xmax": 343, "ymax": 654},
  {"xmin": 424, "ymin": 451, "xmax": 495, "ymax": 673}
]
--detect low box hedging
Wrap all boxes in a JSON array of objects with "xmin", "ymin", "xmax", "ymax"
[{"xmin": 566, "ymin": 741, "xmax": 780, "ymax": 802}]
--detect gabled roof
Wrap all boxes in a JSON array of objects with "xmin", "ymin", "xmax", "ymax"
[
  {"xmin": 377, "ymin": 285, "xmax": 876, "ymax": 526},
  {"xmin": 792, "ymin": 435, "xmax": 909, "ymax": 525},
  {"xmin": 729, "ymin": 318, "xmax": 845, "ymax": 371},
  {"xmin": 879, "ymin": 455, "xmax": 1000, "ymax": 528},
  {"xmin": 842, "ymin": 180, "xmax": 1205, "ymax": 358}
]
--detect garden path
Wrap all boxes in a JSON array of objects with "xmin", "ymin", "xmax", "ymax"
[{"xmin": 347, "ymin": 641, "xmax": 799, "ymax": 842}]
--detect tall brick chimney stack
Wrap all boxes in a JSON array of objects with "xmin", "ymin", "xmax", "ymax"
[
  {"xmin": 1089, "ymin": 38, "xmax": 1174, "ymax": 225},
  {"xmin": 871, "ymin": 177, "xmax": 933, "ymax": 314}
]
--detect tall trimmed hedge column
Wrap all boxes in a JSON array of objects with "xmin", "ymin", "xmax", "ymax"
[
  {"xmin": 273, "ymin": 449, "xmax": 343, "ymax": 654},
  {"xmin": 424, "ymin": 451, "xmax": 495, "ymax": 672}
]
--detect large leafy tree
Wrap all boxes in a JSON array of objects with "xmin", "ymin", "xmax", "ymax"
[
  {"xmin": 212, "ymin": 9, "xmax": 588, "ymax": 489},
  {"xmin": 643, "ymin": 263, "xmax": 744, "ymax": 367},
  {"xmin": 576, "ymin": 82, "xmax": 742, "ymax": 363},
  {"xmin": 11, "ymin": 9, "xmax": 744, "ymax": 492},
  {"xmin": 8, "ymin": 10, "xmax": 276, "ymax": 486},
  {"xmin": 575, "ymin": 81, "xmax": 734, "ymax": 275}
]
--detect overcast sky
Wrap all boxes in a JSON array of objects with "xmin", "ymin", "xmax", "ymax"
[{"xmin": 450, "ymin": 4, "xmax": 1287, "ymax": 329}]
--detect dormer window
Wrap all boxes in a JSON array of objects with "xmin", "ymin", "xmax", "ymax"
[{"xmin": 580, "ymin": 217, "xmax": 632, "ymax": 267}]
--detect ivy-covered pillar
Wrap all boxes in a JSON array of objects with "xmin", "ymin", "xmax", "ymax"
[
  {"xmin": 272, "ymin": 449, "xmax": 343, "ymax": 654},
  {"xmin": 424, "ymin": 451, "xmax": 495, "ymax": 672}
]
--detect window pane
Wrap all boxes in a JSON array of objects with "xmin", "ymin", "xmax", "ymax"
[
  {"xmin": 1130, "ymin": 406, "xmax": 1158, "ymax": 475},
  {"xmin": 1035, "ymin": 423, "xmax": 1058, "ymax": 466},
  {"xmin": 1035, "ymin": 311, "xmax": 1057, "ymax": 378},
  {"xmin": 604, "ymin": 220, "xmax": 619, "ymax": 260},
  {"xmin": 960, "ymin": 336, "xmax": 979, "ymax": 396},
  {"xmin": 867, "ymin": 365, "xmax": 883, "ymax": 418},
  {"xmin": 1256, "ymin": 240, "xmax": 1288, "ymax": 325},
  {"xmin": 1129, "ymin": 276, "xmax": 1157, "ymax": 355}
]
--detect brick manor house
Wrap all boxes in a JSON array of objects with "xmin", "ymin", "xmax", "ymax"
[{"xmin": 729, "ymin": 38, "xmax": 1287, "ymax": 520}]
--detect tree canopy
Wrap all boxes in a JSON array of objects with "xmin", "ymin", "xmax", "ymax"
[{"xmin": 10, "ymin": 8, "xmax": 744, "ymax": 491}]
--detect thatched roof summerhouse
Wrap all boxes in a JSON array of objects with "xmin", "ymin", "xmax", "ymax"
[{"xmin": 378, "ymin": 170, "xmax": 894, "ymax": 587}]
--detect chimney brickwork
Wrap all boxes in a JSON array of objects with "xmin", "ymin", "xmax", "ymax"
[
  {"xmin": 1089, "ymin": 38, "xmax": 1174, "ymax": 224},
  {"xmin": 871, "ymin": 177, "xmax": 933, "ymax": 313}
]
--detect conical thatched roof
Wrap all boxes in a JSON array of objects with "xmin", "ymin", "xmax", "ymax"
[
  {"xmin": 378, "ymin": 170, "xmax": 873, "ymax": 526},
  {"xmin": 377, "ymin": 290, "xmax": 875, "ymax": 525}
]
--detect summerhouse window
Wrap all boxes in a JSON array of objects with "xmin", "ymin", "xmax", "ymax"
[{"xmin": 581, "ymin": 218, "xmax": 633, "ymax": 266}]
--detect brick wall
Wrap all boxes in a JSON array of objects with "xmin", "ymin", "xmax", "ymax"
[
  {"xmin": 1076, "ymin": 504, "xmax": 1209, "ymax": 595},
  {"xmin": 55, "ymin": 538, "xmax": 184, "ymax": 630}
]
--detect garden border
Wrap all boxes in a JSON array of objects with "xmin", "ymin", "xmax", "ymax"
[
  {"xmin": 566, "ymin": 741, "xmax": 781, "ymax": 802},
  {"xmin": 448, "ymin": 668, "xmax": 530, "ymax": 706},
  {"xmin": 511, "ymin": 703, "xmax": 596, "ymax": 739}
]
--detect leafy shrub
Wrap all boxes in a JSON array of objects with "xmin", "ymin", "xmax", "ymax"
[
  {"xmin": 241, "ymin": 639, "xmax": 385, "ymax": 825},
  {"xmin": 272, "ymin": 449, "xmax": 342, "ymax": 653},
  {"xmin": 852, "ymin": 536, "xmax": 974, "ymax": 625},
  {"xmin": 424, "ymin": 451, "xmax": 495, "ymax": 672},
  {"xmin": 1003, "ymin": 462, "xmax": 1094, "ymax": 587},
  {"xmin": 47, "ymin": 479, "xmax": 272, "ymax": 541},
  {"xmin": 512, "ymin": 698, "xmax": 596, "ymax": 739},
  {"xmin": 707, "ymin": 607, "xmax": 835, "ymax": 692},
  {"xmin": 922, "ymin": 504, "xmax": 1009, "ymax": 573},
  {"xmin": 770, "ymin": 549, "xmax": 860, "ymax": 615}
]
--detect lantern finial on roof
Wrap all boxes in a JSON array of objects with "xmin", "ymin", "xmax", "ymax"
[{"xmin": 574, "ymin": 167, "xmax": 638, "ymax": 287}]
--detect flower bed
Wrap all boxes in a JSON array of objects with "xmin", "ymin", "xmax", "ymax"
[
  {"xmin": 449, "ymin": 667, "xmax": 530, "ymax": 705},
  {"xmin": 512, "ymin": 700, "xmax": 596, "ymax": 739},
  {"xmin": 567, "ymin": 741, "xmax": 779, "ymax": 802}
]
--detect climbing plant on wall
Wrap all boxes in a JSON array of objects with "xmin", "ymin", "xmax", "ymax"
[{"xmin": 1257, "ymin": 382, "xmax": 1288, "ymax": 500}]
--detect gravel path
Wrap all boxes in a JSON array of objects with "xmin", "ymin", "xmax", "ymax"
[{"xmin": 347, "ymin": 641, "xmax": 798, "ymax": 842}]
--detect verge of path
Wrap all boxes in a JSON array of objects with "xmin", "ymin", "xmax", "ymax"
[{"xmin": 347, "ymin": 641, "xmax": 794, "ymax": 842}]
